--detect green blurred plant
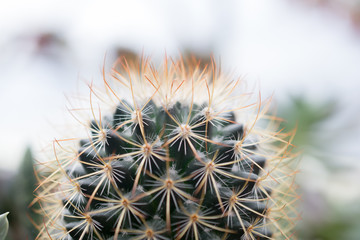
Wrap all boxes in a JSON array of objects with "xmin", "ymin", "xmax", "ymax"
[
  {"xmin": 0, "ymin": 212, "xmax": 9, "ymax": 240},
  {"xmin": 11, "ymin": 148, "xmax": 40, "ymax": 238},
  {"xmin": 278, "ymin": 95, "xmax": 336, "ymax": 147},
  {"xmin": 278, "ymin": 95, "xmax": 360, "ymax": 240},
  {"xmin": 0, "ymin": 148, "xmax": 39, "ymax": 240},
  {"xmin": 278, "ymin": 95, "xmax": 339, "ymax": 168}
]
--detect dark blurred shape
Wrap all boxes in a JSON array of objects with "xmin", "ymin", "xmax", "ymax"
[
  {"xmin": 112, "ymin": 48, "xmax": 140, "ymax": 74},
  {"xmin": 33, "ymin": 32, "xmax": 66, "ymax": 57},
  {"xmin": 113, "ymin": 48, "xmax": 213, "ymax": 74},
  {"xmin": 183, "ymin": 50, "xmax": 212, "ymax": 70},
  {"xmin": 13, "ymin": 30, "xmax": 67, "ymax": 60},
  {"xmin": 116, "ymin": 48, "xmax": 139, "ymax": 63},
  {"xmin": 293, "ymin": 0, "xmax": 360, "ymax": 32}
]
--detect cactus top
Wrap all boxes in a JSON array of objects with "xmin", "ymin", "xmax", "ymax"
[{"xmin": 35, "ymin": 55, "xmax": 298, "ymax": 240}]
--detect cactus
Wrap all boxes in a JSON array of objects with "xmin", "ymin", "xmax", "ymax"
[{"xmin": 35, "ymin": 56, "xmax": 298, "ymax": 239}]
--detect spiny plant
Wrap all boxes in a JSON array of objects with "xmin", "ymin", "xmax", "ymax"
[{"xmin": 34, "ymin": 55, "xmax": 299, "ymax": 240}]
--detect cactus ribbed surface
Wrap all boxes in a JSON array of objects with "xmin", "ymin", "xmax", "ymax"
[{"xmin": 35, "ymin": 56, "xmax": 298, "ymax": 240}]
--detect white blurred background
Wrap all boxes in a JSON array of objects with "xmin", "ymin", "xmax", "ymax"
[{"xmin": 1, "ymin": 0, "xmax": 360, "ymax": 239}]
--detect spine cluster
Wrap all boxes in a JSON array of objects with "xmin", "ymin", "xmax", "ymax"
[{"xmin": 35, "ymin": 56, "xmax": 298, "ymax": 240}]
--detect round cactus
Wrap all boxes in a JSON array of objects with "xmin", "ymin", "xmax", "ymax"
[{"xmin": 35, "ymin": 56, "xmax": 298, "ymax": 240}]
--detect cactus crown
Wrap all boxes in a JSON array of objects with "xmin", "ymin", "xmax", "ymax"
[{"xmin": 35, "ymin": 56, "xmax": 298, "ymax": 240}]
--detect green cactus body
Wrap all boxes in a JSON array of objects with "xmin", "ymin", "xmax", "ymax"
[{"xmin": 35, "ymin": 56, "xmax": 298, "ymax": 240}]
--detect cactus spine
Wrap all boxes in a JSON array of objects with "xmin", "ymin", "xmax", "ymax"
[{"xmin": 35, "ymin": 56, "xmax": 298, "ymax": 240}]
